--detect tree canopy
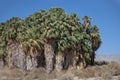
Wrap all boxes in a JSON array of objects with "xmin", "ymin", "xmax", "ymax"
[{"xmin": 0, "ymin": 8, "xmax": 101, "ymax": 72}]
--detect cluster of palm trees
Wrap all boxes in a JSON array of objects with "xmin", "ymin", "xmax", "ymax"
[{"xmin": 0, "ymin": 8, "xmax": 101, "ymax": 73}]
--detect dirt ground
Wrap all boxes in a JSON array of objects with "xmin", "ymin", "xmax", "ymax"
[{"xmin": 0, "ymin": 62, "xmax": 120, "ymax": 80}]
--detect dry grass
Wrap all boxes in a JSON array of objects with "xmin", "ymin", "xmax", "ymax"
[{"xmin": 0, "ymin": 62, "xmax": 119, "ymax": 80}]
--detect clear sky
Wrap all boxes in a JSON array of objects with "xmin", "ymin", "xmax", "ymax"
[{"xmin": 0, "ymin": 0, "xmax": 120, "ymax": 55}]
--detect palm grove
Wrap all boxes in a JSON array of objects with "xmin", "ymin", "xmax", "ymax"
[{"xmin": 0, "ymin": 8, "xmax": 101, "ymax": 73}]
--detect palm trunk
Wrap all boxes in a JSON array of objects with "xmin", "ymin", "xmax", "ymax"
[
  {"xmin": 91, "ymin": 51, "xmax": 95, "ymax": 65},
  {"xmin": 37, "ymin": 50, "xmax": 45, "ymax": 67},
  {"xmin": 72, "ymin": 51, "xmax": 78, "ymax": 69},
  {"xmin": 77, "ymin": 54, "xmax": 86, "ymax": 69},
  {"xmin": 0, "ymin": 59, "xmax": 4, "ymax": 67},
  {"xmin": 63, "ymin": 50, "xmax": 72, "ymax": 69},
  {"xmin": 44, "ymin": 41, "xmax": 55, "ymax": 73},
  {"xmin": 7, "ymin": 41, "xmax": 26, "ymax": 70},
  {"xmin": 26, "ymin": 50, "xmax": 38, "ymax": 70},
  {"xmin": 55, "ymin": 51, "xmax": 64, "ymax": 71},
  {"xmin": 16, "ymin": 44, "xmax": 26, "ymax": 70},
  {"xmin": 63, "ymin": 50, "xmax": 76, "ymax": 70},
  {"xmin": 0, "ymin": 47, "xmax": 6, "ymax": 67},
  {"xmin": 26, "ymin": 55, "xmax": 37, "ymax": 70}
]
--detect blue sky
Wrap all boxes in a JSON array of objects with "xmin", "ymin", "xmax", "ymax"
[{"xmin": 0, "ymin": 0, "xmax": 120, "ymax": 54}]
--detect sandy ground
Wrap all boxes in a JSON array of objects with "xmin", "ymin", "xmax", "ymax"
[{"xmin": 0, "ymin": 62, "xmax": 120, "ymax": 80}]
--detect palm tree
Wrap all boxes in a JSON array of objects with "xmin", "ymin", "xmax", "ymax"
[
  {"xmin": 41, "ymin": 8, "xmax": 65, "ymax": 73},
  {"xmin": 55, "ymin": 13, "xmax": 84, "ymax": 70},
  {"xmin": 24, "ymin": 12, "xmax": 45, "ymax": 70},
  {"xmin": 90, "ymin": 26, "xmax": 101, "ymax": 65},
  {"xmin": 0, "ymin": 23, "xmax": 7, "ymax": 66},
  {"xmin": 1, "ymin": 17, "xmax": 26, "ymax": 69},
  {"xmin": 82, "ymin": 16, "xmax": 91, "ymax": 32},
  {"xmin": 82, "ymin": 16, "xmax": 101, "ymax": 65}
]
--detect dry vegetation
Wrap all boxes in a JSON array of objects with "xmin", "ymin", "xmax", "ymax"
[{"xmin": 0, "ymin": 62, "xmax": 120, "ymax": 80}]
